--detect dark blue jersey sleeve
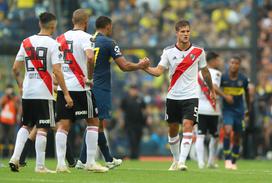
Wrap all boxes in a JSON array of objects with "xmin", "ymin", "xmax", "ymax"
[{"xmin": 109, "ymin": 40, "xmax": 122, "ymax": 59}]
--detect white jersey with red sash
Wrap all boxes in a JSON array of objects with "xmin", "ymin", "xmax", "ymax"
[
  {"xmin": 198, "ymin": 68, "xmax": 222, "ymax": 115},
  {"xmin": 15, "ymin": 35, "xmax": 63, "ymax": 100},
  {"xmin": 56, "ymin": 30, "xmax": 94, "ymax": 91},
  {"xmin": 159, "ymin": 44, "xmax": 207, "ymax": 100}
]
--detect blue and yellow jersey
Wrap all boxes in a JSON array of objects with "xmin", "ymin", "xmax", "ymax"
[
  {"xmin": 221, "ymin": 72, "xmax": 249, "ymax": 115},
  {"xmin": 91, "ymin": 32, "xmax": 123, "ymax": 91}
]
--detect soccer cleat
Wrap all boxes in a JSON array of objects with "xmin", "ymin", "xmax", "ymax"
[
  {"xmin": 19, "ymin": 162, "xmax": 27, "ymax": 167},
  {"xmin": 56, "ymin": 165, "xmax": 71, "ymax": 173},
  {"xmin": 225, "ymin": 160, "xmax": 232, "ymax": 169},
  {"xmin": 68, "ymin": 160, "xmax": 77, "ymax": 168},
  {"xmin": 207, "ymin": 163, "xmax": 218, "ymax": 169},
  {"xmin": 231, "ymin": 164, "xmax": 238, "ymax": 170},
  {"xmin": 85, "ymin": 163, "xmax": 109, "ymax": 173},
  {"xmin": 9, "ymin": 159, "xmax": 19, "ymax": 172},
  {"xmin": 105, "ymin": 158, "xmax": 122, "ymax": 169},
  {"xmin": 198, "ymin": 162, "xmax": 205, "ymax": 169},
  {"xmin": 75, "ymin": 160, "xmax": 86, "ymax": 169},
  {"xmin": 178, "ymin": 163, "xmax": 188, "ymax": 171},
  {"xmin": 35, "ymin": 166, "xmax": 56, "ymax": 173},
  {"xmin": 168, "ymin": 161, "xmax": 179, "ymax": 171}
]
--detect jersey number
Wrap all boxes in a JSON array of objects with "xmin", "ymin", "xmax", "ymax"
[
  {"xmin": 63, "ymin": 41, "xmax": 73, "ymax": 64},
  {"xmin": 93, "ymin": 47, "xmax": 100, "ymax": 65},
  {"xmin": 25, "ymin": 47, "xmax": 47, "ymax": 72}
]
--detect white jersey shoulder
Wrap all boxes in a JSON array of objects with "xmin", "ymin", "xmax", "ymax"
[
  {"xmin": 57, "ymin": 30, "xmax": 94, "ymax": 91},
  {"xmin": 198, "ymin": 68, "xmax": 222, "ymax": 115},
  {"xmin": 158, "ymin": 44, "xmax": 207, "ymax": 100},
  {"xmin": 15, "ymin": 35, "xmax": 63, "ymax": 100}
]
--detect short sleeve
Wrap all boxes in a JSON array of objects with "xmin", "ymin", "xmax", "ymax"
[
  {"xmin": 158, "ymin": 49, "xmax": 169, "ymax": 69},
  {"xmin": 15, "ymin": 43, "xmax": 25, "ymax": 62},
  {"xmin": 198, "ymin": 50, "xmax": 207, "ymax": 69},
  {"xmin": 109, "ymin": 41, "xmax": 122, "ymax": 59},
  {"xmin": 213, "ymin": 71, "xmax": 222, "ymax": 87},
  {"xmin": 81, "ymin": 34, "xmax": 95, "ymax": 51},
  {"xmin": 51, "ymin": 42, "xmax": 64, "ymax": 65},
  {"xmin": 244, "ymin": 77, "xmax": 250, "ymax": 90}
]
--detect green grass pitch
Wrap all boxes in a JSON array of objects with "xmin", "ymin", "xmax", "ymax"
[{"xmin": 0, "ymin": 159, "xmax": 271, "ymax": 183}]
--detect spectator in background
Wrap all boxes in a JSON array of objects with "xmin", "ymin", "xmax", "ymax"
[
  {"xmin": 0, "ymin": 84, "xmax": 20, "ymax": 158},
  {"xmin": 121, "ymin": 85, "xmax": 147, "ymax": 159}
]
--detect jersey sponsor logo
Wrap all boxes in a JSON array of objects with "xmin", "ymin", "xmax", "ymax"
[
  {"xmin": 223, "ymin": 87, "xmax": 244, "ymax": 96},
  {"xmin": 39, "ymin": 119, "xmax": 50, "ymax": 124},
  {"xmin": 75, "ymin": 110, "xmax": 87, "ymax": 116},
  {"xmin": 57, "ymin": 34, "xmax": 85, "ymax": 89},
  {"xmin": 168, "ymin": 48, "xmax": 203, "ymax": 92},
  {"xmin": 22, "ymin": 38, "xmax": 53, "ymax": 94}
]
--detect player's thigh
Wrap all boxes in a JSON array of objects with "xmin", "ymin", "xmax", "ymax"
[
  {"xmin": 92, "ymin": 88, "xmax": 111, "ymax": 120},
  {"xmin": 223, "ymin": 111, "xmax": 235, "ymax": 126},
  {"xmin": 56, "ymin": 91, "xmax": 74, "ymax": 122},
  {"xmin": 233, "ymin": 117, "xmax": 243, "ymax": 133},
  {"xmin": 197, "ymin": 114, "xmax": 208, "ymax": 135},
  {"xmin": 182, "ymin": 98, "xmax": 198, "ymax": 124},
  {"xmin": 23, "ymin": 99, "xmax": 54, "ymax": 129},
  {"xmin": 207, "ymin": 115, "xmax": 219, "ymax": 137},
  {"xmin": 165, "ymin": 98, "xmax": 183, "ymax": 124}
]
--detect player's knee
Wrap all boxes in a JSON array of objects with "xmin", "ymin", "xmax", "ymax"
[
  {"xmin": 183, "ymin": 120, "xmax": 193, "ymax": 132},
  {"xmin": 86, "ymin": 117, "xmax": 99, "ymax": 126},
  {"xmin": 168, "ymin": 123, "xmax": 179, "ymax": 137}
]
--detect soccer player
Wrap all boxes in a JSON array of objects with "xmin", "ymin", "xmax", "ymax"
[
  {"xmin": 76, "ymin": 16, "xmax": 150, "ymax": 169},
  {"xmin": 9, "ymin": 12, "xmax": 73, "ymax": 173},
  {"xmin": 143, "ymin": 20, "xmax": 215, "ymax": 171},
  {"xmin": 55, "ymin": 9, "xmax": 108, "ymax": 173},
  {"xmin": 220, "ymin": 56, "xmax": 250, "ymax": 170},
  {"xmin": 195, "ymin": 51, "xmax": 222, "ymax": 169}
]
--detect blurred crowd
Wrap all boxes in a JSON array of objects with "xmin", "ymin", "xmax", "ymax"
[{"xmin": 0, "ymin": 0, "xmax": 272, "ymax": 159}]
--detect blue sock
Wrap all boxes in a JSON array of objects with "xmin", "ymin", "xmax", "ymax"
[
  {"xmin": 79, "ymin": 130, "xmax": 87, "ymax": 164},
  {"xmin": 98, "ymin": 132, "xmax": 113, "ymax": 162},
  {"xmin": 231, "ymin": 144, "xmax": 240, "ymax": 164},
  {"xmin": 223, "ymin": 137, "xmax": 231, "ymax": 160}
]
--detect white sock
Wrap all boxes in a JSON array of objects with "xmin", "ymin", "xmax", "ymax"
[
  {"xmin": 208, "ymin": 137, "xmax": 216, "ymax": 165},
  {"xmin": 11, "ymin": 127, "xmax": 29, "ymax": 161},
  {"xmin": 168, "ymin": 135, "xmax": 180, "ymax": 162},
  {"xmin": 195, "ymin": 135, "xmax": 205, "ymax": 167},
  {"xmin": 35, "ymin": 131, "xmax": 47, "ymax": 168},
  {"xmin": 55, "ymin": 130, "xmax": 67, "ymax": 167},
  {"xmin": 86, "ymin": 126, "xmax": 98, "ymax": 165},
  {"xmin": 178, "ymin": 132, "xmax": 193, "ymax": 165}
]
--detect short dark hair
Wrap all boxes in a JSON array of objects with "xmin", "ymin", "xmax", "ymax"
[
  {"xmin": 231, "ymin": 55, "xmax": 242, "ymax": 63},
  {"xmin": 95, "ymin": 16, "xmax": 112, "ymax": 29},
  {"xmin": 39, "ymin": 12, "xmax": 56, "ymax": 25},
  {"xmin": 206, "ymin": 51, "xmax": 219, "ymax": 62},
  {"xmin": 175, "ymin": 20, "xmax": 190, "ymax": 31}
]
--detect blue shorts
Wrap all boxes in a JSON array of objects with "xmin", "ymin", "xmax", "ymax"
[
  {"xmin": 92, "ymin": 87, "xmax": 111, "ymax": 120},
  {"xmin": 223, "ymin": 111, "xmax": 244, "ymax": 133}
]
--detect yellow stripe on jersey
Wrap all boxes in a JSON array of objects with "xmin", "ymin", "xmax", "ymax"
[{"xmin": 223, "ymin": 87, "xmax": 244, "ymax": 96}]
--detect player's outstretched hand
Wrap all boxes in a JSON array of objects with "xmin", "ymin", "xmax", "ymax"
[
  {"xmin": 64, "ymin": 94, "xmax": 74, "ymax": 108},
  {"xmin": 139, "ymin": 57, "xmax": 150, "ymax": 69},
  {"xmin": 224, "ymin": 95, "xmax": 234, "ymax": 104}
]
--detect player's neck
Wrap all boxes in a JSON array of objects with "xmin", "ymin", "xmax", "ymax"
[
  {"xmin": 176, "ymin": 42, "xmax": 191, "ymax": 51},
  {"xmin": 73, "ymin": 25, "xmax": 85, "ymax": 31},
  {"xmin": 229, "ymin": 71, "xmax": 238, "ymax": 80},
  {"xmin": 38, "ymin": 30, "xmax": 52, "ymax": 36},
  {"xmin": 97, "ymin": 29, "xmax": 107, "ymax": 36}
]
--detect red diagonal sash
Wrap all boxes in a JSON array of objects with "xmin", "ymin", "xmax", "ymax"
[
  {"xmin": 57, "ymin": 34, "xmax": 85, "ymax": 88},
  {"xmin": 168, "ymin": 47, "xmax": 203, "ymax": 92},
  {"xmin": 23, "ymin": 38, "xmax": 52, "ymax": 94},
  {"xmin": 198, "ymin": 73, "xmax": 216, "ymax": 110}
]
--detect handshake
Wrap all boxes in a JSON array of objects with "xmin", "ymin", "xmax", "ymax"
[{"xmin": 138, "ymin": 57, "xmax": 150, "ymax": 69}]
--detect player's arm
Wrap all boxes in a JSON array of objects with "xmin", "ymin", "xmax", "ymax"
[
  {"xmin": 144, "ymin": 65, "xmax": 165, "ymax": 77},
  {"xmin": 201, "ymin": 66, "xmax": 216, "ymax": 101},
  {"xmin": 86, "ymin": 49, "xmax": 95, "ymax": 81},
  {"xmin": 53, "ymin": 63, "xmax": 73, "ymax": 108},
  {"xmin": 115, "ymin": 56, "xmax": 149, "ymax": 71},
  {"xmin": 12, "ymin": 61, "xmax": 24, "ymax": 95}
]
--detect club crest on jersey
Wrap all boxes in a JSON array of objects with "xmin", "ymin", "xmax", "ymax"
[
  {"xmin": 190, "ymin": 54, "xmax": 196, "ymax": 60},
  {"xmin": 238, "ymin": 80, "xmax": 243, "ymax": 86}
]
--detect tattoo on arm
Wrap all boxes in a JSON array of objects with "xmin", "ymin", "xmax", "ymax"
[{"xmin": 202, "ymin": 67, "xmax": 213, "ymax": 90}]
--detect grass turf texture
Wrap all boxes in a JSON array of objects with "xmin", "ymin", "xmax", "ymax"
[{"xmin": 0, "ymin": 159, "xmax": 271, "ymax": 183}]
